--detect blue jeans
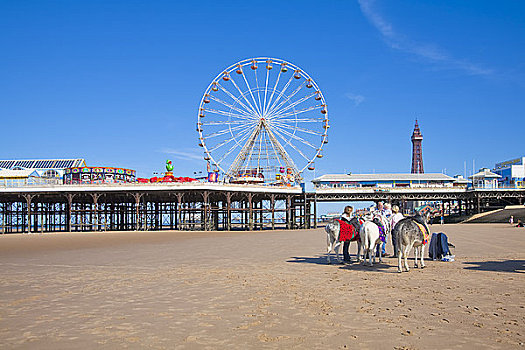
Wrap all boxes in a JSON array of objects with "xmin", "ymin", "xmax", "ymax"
[{"xmin": 376, "ymin": 241, "xmax": 387, "ymax": 255}]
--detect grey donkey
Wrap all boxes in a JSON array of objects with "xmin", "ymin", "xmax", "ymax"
[
  {"xmin": 393, "ymin": 212, "xmax": 431, "ymax": 273},
  {"xmin": 324, "ymin": 217, "xmax": 362, "ymax": 264}
]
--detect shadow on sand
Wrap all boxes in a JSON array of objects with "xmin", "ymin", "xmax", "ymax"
[
  {"xmin": 287, "ymin": 255, "xmax": 397, "ymax": 272},
  {"xmin": 287, "ymin": 256, "xmax": 328, "ymax": 265},
  {"xmin": 463, "ymin": 260, "xmax": 525, "ymax": 273}
]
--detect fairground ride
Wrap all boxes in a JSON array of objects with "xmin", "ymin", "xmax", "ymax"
[{"xmin": 197, "ymin": 57, "xmax": 329, "ymax": 185}]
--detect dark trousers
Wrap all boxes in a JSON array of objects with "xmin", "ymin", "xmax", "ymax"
[
  {"xmin": 343, "ymin": 241, "xmax": 351, "ymax": 261},
  {"xmin": 392, "ymin": 231, "xmax": 397, "ymax": 257}
]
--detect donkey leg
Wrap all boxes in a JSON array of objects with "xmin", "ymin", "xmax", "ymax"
[
  {"xmin": 403, "ymin": 245, "xmax": 412, "ymax": 272},
  {"xmin": 357, "ymin": 242, "xmax": 366, "ymax": 263},
  {"xmin": 368, "ymin": 245, "xmax": 374, "ymax": 267},
  {"xmin": 378, "ymin": 242, "xmax": 383, "ymax": 263},
  {"xmin": 420, "ymin": 245, "xmax": 426, "ymax": 268},
  {"xmin": 335, "ymin": 242, "xmax": 343, "ymax": 264},
  {"xmin": 372, "ymin": 244, "xmax": 376, "ymax": 265},
  {"xmin": 326, "ymin": 235, "xmax": 333, "ymax": 264},
  {"xmin": 414, "ymin": 246, "xmax": 419, "ymax": 268},
  {"xmin": 362, "ymin": 249, "xmax": 367, "ymax": 265},
  {"xmin": 397, "ymin": 249, "xmax": 403, "ymax": 273}
]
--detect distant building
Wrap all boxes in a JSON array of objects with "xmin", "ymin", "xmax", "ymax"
[
  {"xmin": 312, "ymin": 173, "xmax": 455, "ymax": 189},
  {"xmin": 469, "ymin": 168, "xmax": 501, "ymax": 189},
  {"xmin": 492, "ymin": 156, "xmax": 525, "ymax": 188},
  {"xmin": 0, "ymin": 158, "xmax": 86, "ymax": 187},
  {"xmin": 319, "ymin": 212, "xmax": 341, "ymax": 222},
  {"xmin": 0, "ymin": 169, "xmax": 43, "ymax": 187},
  {"xmin": 452, "ymin": 175, "xmax": 470, "ymax": 188}
]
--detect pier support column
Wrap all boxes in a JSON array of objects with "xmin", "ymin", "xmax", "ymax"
[
  {"xmin": 22, "ymin": 194, "xmax": 36, "ymax": 234},
  {"xmin": 270, "ymin": 194, "xmax": 275, "ymax": 230},
  {"xmin": 133, "ymin": 193, "xmax": 143, "ymax": 231},
  {"xmin": 313, "ymin": 195, "xmax": 317, "ymax": 229},
  {"xmin": 176, "ymin": 193, "xmax": 183, "ymax": 230},
  {"xmin": 248, "ymin": 193, "xmax": 253, "ymax": 231},
  {"xmin": 226, "ymin": 192, "xmax": 232, "ymax": 231},
  {"xmin": 286, "ymin": 195, "xmax": 292, "ymax": 230},
  {"xmin": 65, "ymin": 194, "xmax": 75, "ymax": 232},
  {"xmin": 203, "ymin": 191, "xmax": 209, "ymax": 231},
  {"xmin": 90, "ymin": 193, "xmax": 101, "ymax": 232}
]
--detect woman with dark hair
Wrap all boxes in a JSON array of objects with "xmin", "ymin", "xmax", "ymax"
[{"xmin": 341, "ymin": 206, "xmax": 354, "ymax": 262}]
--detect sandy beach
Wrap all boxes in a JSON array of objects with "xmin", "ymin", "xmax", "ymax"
[{"xmin": 0, "ymin": 224, "xmax": 524, "ymax": 349}]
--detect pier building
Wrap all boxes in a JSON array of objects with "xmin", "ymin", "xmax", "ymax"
[
  {"xmin": 493, "ymin": 156, "xmax": 525, "ymax": 188},
  {"xmin": 0, "ymin": 158, "xmax": 86, "ymax": 186},
  {"xmin": 469, "ymin": 168, "xmax": 501, "ymax": 189},
  {"xmin": 312, "ymin": 173, "xmax": 456, "ymax": 189}
]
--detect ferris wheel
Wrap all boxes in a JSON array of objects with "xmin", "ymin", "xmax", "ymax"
[{"xmin": 197, "ymin": 57, "xmax": 329, "ymax": 184}]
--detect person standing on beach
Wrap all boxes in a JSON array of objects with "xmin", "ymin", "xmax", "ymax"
[
  {"xmin": 384, "ymin": 203, "xmax": 392, "ymax": 217},
  {"xmin": 341, "ymin": 205, "xmax": 354, "ymax": 262},
  {"xmin": 382, "ymin": 203, "xmax": 392, "ymax": 255},
  {"xmin": 390, "ymin": 205, "xmax": 404, "ymax": 258},
  {"xmin": 374, "ymin": 202, "xmax": 389, "ymax": 257},
  {"xmin": 509, "ymin": 216, "xmax": 514, "ymax": 225}
]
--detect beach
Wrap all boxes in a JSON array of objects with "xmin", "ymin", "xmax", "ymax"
[{"xmin": 0, "ymin": 224, "xmax": 523, "ymax": 349}]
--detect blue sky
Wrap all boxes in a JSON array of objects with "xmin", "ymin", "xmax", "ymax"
[{"xmin": 1, "ymin": 0, "xmax": 524, "ymax": 189}]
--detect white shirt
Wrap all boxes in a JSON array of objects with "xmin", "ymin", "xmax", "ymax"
[
  {"xmin": 391, "ymin": 213, "xmax": 404, "ymax": 229},
  {"xmin": 341, "ymin": 213, "xmax": 353, "ymax": 221}
]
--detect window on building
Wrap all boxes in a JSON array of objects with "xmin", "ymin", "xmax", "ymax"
[{"xmin": 42, "ymin": 170, "xmax": 59, "ymax": 178}]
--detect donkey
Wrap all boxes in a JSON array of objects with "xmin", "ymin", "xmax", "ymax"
[
  {"xmin": 393, "ymin": 212, "xmax": 431, "ymax": 273},
  {"xmin": 359, "ymin": 213, "xmax": 388, "ymax": 266},
  {"xmin": 324, "ymin": 217, "xmax": 361, "ymax": 264}
]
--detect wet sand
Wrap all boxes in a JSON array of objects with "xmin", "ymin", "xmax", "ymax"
[{"xmin": 0, "ymin": 224, "xmax": 524, "ymax": 349}]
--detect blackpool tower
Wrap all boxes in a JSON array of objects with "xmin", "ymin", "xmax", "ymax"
[{"xmin": 411, "ymin": 119, "xmax": 424, "ymax": 174}]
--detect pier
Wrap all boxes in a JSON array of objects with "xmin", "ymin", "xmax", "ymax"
[
  {"xmin": 0, "ymin": 183, "xmax": 312, "ymax": 234},
  {"xmin": 1, "ymin": 183, "xmax": 524, "ymax": 233}
]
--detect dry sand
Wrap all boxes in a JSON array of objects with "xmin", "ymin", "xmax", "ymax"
[{"xmin": 0, "ymin": 224, "xmax": 524, "ymax": 349}]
